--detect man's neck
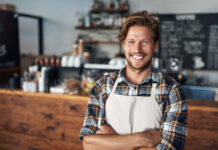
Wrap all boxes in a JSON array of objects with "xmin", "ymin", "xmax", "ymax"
[{"xmin": 125, "ymin": 65, "xmax": 152, "ymax": 85}]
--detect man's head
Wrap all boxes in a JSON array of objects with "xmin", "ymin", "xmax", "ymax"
[
  {"xmin": 119, "ymin": 11, "xmax": 159, "ymax": 71},
  {"xmin": 118, "ymin": 11, "xmax": 159, "ymax": 44}
]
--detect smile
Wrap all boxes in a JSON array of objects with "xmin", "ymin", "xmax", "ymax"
[{"xmin": 132, "ymin": 55, "xmax": 144, "ymax": 61}]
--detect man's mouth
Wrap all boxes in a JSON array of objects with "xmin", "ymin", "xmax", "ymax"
[{"xmin": 132, "ymin": 55, "xmax": 145, "ymax": 61}]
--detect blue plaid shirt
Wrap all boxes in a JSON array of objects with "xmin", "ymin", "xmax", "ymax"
[{"xmin": 80, "ymin": 67, "xmax": 188, "ymax": 150}]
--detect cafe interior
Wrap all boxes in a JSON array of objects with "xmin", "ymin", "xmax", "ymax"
[{"xmin": 0, "ymin": 0, "xmax": 218, "ymax": 149}]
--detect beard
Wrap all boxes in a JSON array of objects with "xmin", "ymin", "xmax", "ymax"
[{"xmin": 125, "ymin": 52, "xmax": 153, "ymax": 71}]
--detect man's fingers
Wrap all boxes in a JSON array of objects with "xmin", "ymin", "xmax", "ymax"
[{"xmin": 97, "ymin": 124, "xmax": 117, "ymax": 135}]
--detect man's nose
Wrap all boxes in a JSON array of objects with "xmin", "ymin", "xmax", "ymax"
[{"xmin": 134, "ymin": 43, "xmax": 142, "ymax": 53}]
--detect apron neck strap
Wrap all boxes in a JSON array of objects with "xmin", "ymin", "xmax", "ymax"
[
  {"xmin": 111, "ymin": 77, "xmax": 121, "ymax": 93},
  {"xmin": 151, "ymin": 83, "xmax": 157, "ymax": 98},
  {"xmin": 112, "ymin": 77, "xmax": 157, "ymax": 97}
]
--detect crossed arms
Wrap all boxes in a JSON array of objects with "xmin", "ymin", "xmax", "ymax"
[
  {"xmin": 80, "ymin": 80, "xmax": 188, "ymax": 150},
  {"xmin": 82, "ymin": 124, "xmax": 161, "ymax": 150}
]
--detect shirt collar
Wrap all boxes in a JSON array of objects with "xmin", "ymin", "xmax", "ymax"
[{"xmin": 118, "ymin": 66, "xmax": 159, "ymax": 86}]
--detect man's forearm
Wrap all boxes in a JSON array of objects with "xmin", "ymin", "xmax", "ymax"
[
  {"xmin": 137, "ymin": 146, "xmax": 157, "ymax": 150},
  {"xmin": 83, "ymin": 132, "xmax": 144, "ymax": 150},
  {"xmin": 82, "ymin": 129, "xmax": 161, "ymax": 150}
]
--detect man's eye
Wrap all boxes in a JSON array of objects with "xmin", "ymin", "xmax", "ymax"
[
  {"xmin": 128, "ymin": 41, "xmax": 134, "ymax": 44},
  {"xmin": 141, "ymin": 41, "xmax": 148, "ymax": 44}
]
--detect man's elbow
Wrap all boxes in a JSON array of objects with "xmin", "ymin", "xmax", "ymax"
[{"xmin": 82, "ymin": 136, "xmax": 92, "ymax": 150}]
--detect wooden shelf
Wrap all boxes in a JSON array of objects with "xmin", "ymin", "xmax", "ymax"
[
  {"xmin": 90, "ymin": 9, "xmax": 129, "ymax": 14},
  {"xmin": 84, "ymin": 40, "xmax": 119, "ymax": 44},
  {"xmin": 75, "ymin": 26, "xmax": 121, "ymax": 30}
]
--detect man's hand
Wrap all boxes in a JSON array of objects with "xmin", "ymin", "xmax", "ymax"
[
  {"xmin": 97, "ymin": 124, "xmax": 161, "ymax": 147},
  {"xmin": 139, "ymin": 129, "xmax": 162, "ymax": 147},
  {"xmin": 97, "ymin": 124, "xmax": 117, "ymax": 135},
  {"xmin": 83, "ymin": 124, "xmax": 162, "ymax": 150},
  {"xmin": 137, "ymin": 147, "xmax": 157, "ymax": 150}
]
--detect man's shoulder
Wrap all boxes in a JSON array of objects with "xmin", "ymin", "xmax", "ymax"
[
  {"xmin": 155, "ymin": 70, "xmax": 179, "ymax": 86},
  {"xmin": 154, "ymin": 70, "xmax": 182, "ymax": 95},
  {"xmin": 95, "ymin": 71, "xmax": 119, "ymax": 87},
  {"xmin": 155, "ymin": 71, "xmax": 186, "ymax": 104}
]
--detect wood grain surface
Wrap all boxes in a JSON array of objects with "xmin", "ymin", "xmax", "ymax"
[{"xmin": 0, "ymin": 89, "xmax": 217, "ymax": 150}]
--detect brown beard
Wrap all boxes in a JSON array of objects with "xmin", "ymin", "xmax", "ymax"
[{"xmin": 125, "ymin": 52, "xmax": 153, "ymax": 70}]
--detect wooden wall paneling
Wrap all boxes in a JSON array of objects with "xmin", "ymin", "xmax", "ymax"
[
  {"xmin": 0, "ymin": 110, "xmax": 84, "ymax": 142},
  {"xmin": 185, "ymin": 107, "xmax": 218, "ymax": 150},
  {"xmin": 62, "ymin": 99, "xmax": 87, "ymax": 117},
  {"xmin": 0, "ymin": 91, "xmax": 88, "ymax": 116},
  {"xmin": 8, "ymin": 94, "xmax": 63, "ymax": 114},
  {"xmin": 1, "ymin": 90, "xmax": 218, "ymax": 150},
  {"xmin": 0, "ymin": 90, "xmax": 87, "ymax": 150},
  {"xmin": 186, "ymin": 129, "xmax": 218, "ymax": 148},
  {"xmin": 0, "ymin": 130, "xmax": 83, "ymax": 150}
]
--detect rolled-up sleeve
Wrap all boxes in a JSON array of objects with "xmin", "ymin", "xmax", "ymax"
[
  {"xmin": 157, "ymin": 83, "xmax": 188, "ymax": 150},
  {"xmin": 79, "ymin": 81, "xmax": 104, "ymax": 141}
]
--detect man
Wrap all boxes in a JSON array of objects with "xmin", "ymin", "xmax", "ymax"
[{"xmin": 79, "ymin": 11, "xmax": 187, "ymax": 150}]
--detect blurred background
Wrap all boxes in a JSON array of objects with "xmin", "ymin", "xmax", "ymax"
[{"xmin": 0, "ymin": 0, "xmax": 218, "ymax": 150}]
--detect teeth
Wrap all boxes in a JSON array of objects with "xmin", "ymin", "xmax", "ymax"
[{"xmin": 133, "ymin": 56, "xmax": 143, "ymax": 60}]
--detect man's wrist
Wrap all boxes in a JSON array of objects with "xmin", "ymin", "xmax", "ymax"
[
  {"xmin": 131, "ymin": 132, "xmax": 149, "ymax": 148},
  {"xmin": 136, "ymin": 129, "xmax": 162, "ymax": 147}
]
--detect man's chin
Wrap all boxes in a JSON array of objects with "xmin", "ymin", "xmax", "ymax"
[{"xmin": 127, "ymin": 63, "xmax": 151, "ymax": 71}]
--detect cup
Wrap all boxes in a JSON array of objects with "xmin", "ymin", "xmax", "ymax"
[
  {"xmin": 68, "ymin": 55, "xmax": 75, "ymax": 67},
  {"xmin": 61, "ymin": 56, "xmax": 69, "ymax": 67}
]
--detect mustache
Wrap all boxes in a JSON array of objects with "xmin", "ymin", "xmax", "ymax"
[{"xmin": 129, "ymin": 52, "xmax": 148, "ymax": 56}]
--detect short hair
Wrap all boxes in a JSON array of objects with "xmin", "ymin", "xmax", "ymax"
[{"xmin": 118, "ymin": 10, "xmax": 159, "ymax": 44}]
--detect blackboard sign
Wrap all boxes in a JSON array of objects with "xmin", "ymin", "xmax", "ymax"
[
  {"xmin": 0, "ymin": 10, "xmax": 20, "ymax": 69},
  {"xmin": 156, "ymin": 13, "xmax": 218, "ymax": 70}
]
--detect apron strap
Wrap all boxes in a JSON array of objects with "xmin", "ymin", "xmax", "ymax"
[
  {"xmin": 112, "ymin": 77, "xmax": 157, "ymax": 97},
  {"xmin": 111, "ymin": 77, "xmax": 121, "ymax": 93},
  {"xmin": 150, "ymin": 83, "xmax": 157, "ymax": 98}
]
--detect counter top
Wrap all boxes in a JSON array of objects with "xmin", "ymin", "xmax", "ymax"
[
  {"xmin": 0, "ymin": 89, "xmax": 217, "ymax": 111},
  {"xmin": 0, "ymin": 89, "xmax": 89, "ymax": 101},
  {"xmin": 0, "ymin": 88, "xmax": 218, "ymax": 149}
]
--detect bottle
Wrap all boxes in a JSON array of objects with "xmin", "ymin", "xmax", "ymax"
[
  {"xmin": 68, "ymin": 44, "xmax": 78, "ymax": 67},
  {"xmin": 78, "ymin": 38, "xmax": 84, "ymax": 56},
  {"xmin": 38, "ymin": 67, "xmax": 47, "ymax": 92},
  {"xmin": 85, "ymin": 13, "xmax": 90, "ymax": 28},
  {"xmin": 8, "ymin": 73, "xmax": 21, "ymax": 90},
  {"xmin": 61, "ymin": 55, "xmax": 69, "ymax": 67}
]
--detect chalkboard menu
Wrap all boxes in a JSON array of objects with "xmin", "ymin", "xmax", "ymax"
[
  {"xmin": 156, "ymin": 13, "xmax": 218, "ymax": 70},
  {"xmin": 0, "ymin": 10, "xmax": 19, "ymax": 69}
]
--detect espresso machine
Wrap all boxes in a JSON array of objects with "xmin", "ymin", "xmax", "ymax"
[{"xmin": 165, "ymin": 57, "xmax": 186, "ymax": 84}]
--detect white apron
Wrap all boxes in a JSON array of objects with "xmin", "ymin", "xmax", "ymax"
[{"xmin": 105, "ymin": 78, "xmax": 162, "ymax": 134}]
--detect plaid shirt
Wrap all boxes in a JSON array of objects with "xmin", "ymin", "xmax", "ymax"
[{"xmin": 79, "ymin": 67, "xmax": 188, "ymax": 150}]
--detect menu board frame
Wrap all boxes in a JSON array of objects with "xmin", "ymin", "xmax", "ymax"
[
  {"xmin": 0, "ymin": 10, "xmax": 20, "ymax": 69},
  {"xmin": 153, "ymin": 13, "xmax": 218, "ymax": 70}
]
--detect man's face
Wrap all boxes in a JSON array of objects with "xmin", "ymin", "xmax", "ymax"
[{"xmin": 122, "ymin": 25, "xmax": 158, "ymax": 71}]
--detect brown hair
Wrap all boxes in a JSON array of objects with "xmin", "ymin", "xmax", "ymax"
[{"xmin": 118, "ymin": 10, "xmax": 159, "ymax": 44}]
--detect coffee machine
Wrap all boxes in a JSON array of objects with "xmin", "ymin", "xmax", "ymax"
[{"xmin": 165, "ymin": 57, "xmax": 186, "ymax": 84}]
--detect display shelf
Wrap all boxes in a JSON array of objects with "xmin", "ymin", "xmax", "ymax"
[
  {"xmin": 90, "ymin": 9, "xmax": 129, "ymax": 14},
  {"xmin": 75, "ymin": 26, "xmax": 121, "ymax": 30},
  {"xmin": 84, "ymin": 40, "xmax": 119, "ymax": 44}
]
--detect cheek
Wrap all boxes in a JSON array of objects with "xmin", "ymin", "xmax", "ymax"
[
  {"xmin": 123, "ymin": 45, "xmax": 130, "ymax": 53},
  {"xmin": 124, "ymin": 45, "xmax": 134, "ymax": 53}
]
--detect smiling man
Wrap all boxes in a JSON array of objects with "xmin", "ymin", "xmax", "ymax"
[{"xmin": 79, "ymin": 11, "xmax": 187, "ymax": 150}]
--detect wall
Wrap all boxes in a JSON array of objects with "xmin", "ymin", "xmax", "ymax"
[
  {"xmin": 0, "ymin": 0, "xmax": 218, "ymax": 84},
  {"xmin": 128, "ymin": 0, "xmax": 218, "ymax": 85},
  {"xmin": 129, "ymin": 0, "xmax": 218, "ymax": 14},
  {"xmin": 1, "ymin": 0, "xmax": 218, "ymax": 55},
  {"xmin": 0, "ymin": 0, "xmax": 92, "ymax": 55}
]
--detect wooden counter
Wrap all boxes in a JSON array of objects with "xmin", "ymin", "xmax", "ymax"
[{"xmin": 0, "ymin": 89, "xmax": 217, "ymax": 150}]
